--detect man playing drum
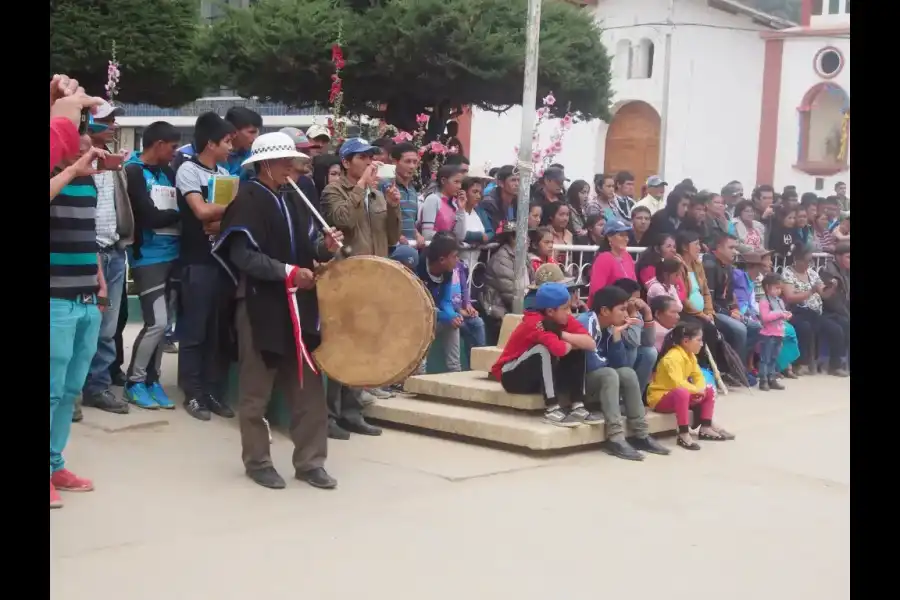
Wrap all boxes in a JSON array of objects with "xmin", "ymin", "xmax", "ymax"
[{"xmin": 212, "ymin": 132, "xmax": 343, "ymax": 491}]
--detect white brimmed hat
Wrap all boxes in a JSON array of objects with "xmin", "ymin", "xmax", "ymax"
[{"xmin": 241, "ymin": 132, "xmax": 309, "ymax": 167}]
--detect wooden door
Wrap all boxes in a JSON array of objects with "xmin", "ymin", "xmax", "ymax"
[{"xmin": 604, "ymin": 101, "xmax": 661, "ymax": 189}]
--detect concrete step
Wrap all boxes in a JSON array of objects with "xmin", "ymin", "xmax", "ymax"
[
  {"xmin": 365, "ymin": 396, "xmax": 677, "ymax": 452},
  {"xmin": 403, "ymin": 370, "xmax": 544, "ymax": 411},
  {"xmin": 470, "ymin": 346, "xmax": 502, "ymax": 373},
  {"xmin": 498, "ymin": 314, "xmax": 524, "ymax": 348}
]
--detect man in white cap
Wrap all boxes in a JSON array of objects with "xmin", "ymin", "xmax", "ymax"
[
  {"xmin": 635, "ymin": 175, "xmax": 668, "ymax": 215},
  {"xmin": 304, "ymin": 124, "xmax": 331, "ymax": 157},
  {"xmin": 212, "ymin": 132, "xmax": 343, "ymax": 490}
]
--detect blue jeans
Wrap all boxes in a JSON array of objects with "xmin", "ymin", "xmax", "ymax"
[
  {"xmin": 624, "ymin": 345, "xmax": 658, "ymax": 394},
  {"xmin": 758, "ymin": 335, "xmax": 783, "ymax": 379},
  {"xmin": 50, "ymin": 299, "xmax": 102, "ymax": 475},
  {"xmin": 82, "ymin": 249, "xmax": 126, "ymax": 397},
  {"xmin": 460, "ymin": 315, "xmax": 486, "ymax": 348}
]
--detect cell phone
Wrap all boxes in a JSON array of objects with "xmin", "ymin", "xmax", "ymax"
[
  {"xmin": 78, "ymin": 108, "xmax": 90, "ymax": 135},
  {"xmin": 99, "ymin": 154, "xmax": 124, "ymax": 171},
  {"xmin": 376, "ymin": 163, "xmax": 396, "ymax": 180}
]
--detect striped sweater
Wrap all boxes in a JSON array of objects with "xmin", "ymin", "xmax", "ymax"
[{"xmin": 50, "ymin": 174, "xmax": 99, "ymax": 299}]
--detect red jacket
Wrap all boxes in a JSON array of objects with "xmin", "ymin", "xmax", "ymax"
[
  {"xmin": 491, "ymin": 311, "xmax": 588, "ymax": 379},
  {"xmin": 50, "ymin": 117, "xmax": 80, "ymax": 173}
]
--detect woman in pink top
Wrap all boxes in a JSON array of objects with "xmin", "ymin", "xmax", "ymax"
[
  {"xmin": 757, "ymin": 273, "xmax": 792, "ymax": 391},
  {"xmin": 588, "ymin": 219, "xmax": 635, "ymax": 305},
  {"xmin": 421, "ymin": 164, "xmax": 465, "ymax": 240}
]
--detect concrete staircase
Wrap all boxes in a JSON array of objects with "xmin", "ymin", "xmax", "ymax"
[{"xmin": 366, "ymin": 314, "xmax": 677, "ymax": 452}]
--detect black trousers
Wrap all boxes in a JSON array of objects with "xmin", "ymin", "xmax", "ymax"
[
  {"xmin": 499, "ymin": 344, "xmax": 586, "ymax": 408},
  {"xmin": 791, "ymin": 308, "xmax": 848, "ymax": 370}
]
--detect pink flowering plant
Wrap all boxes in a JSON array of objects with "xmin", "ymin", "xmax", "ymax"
[
  {"xmin": 514, "ymin": 92, "xmax": 574, "ymax": 177},
  {"xmin": 105, "ymin": 41, "xmax": 121, "ymax": 103}
]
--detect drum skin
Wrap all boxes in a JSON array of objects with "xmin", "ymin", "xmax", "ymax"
[{"xmin": 314, "ymin": 256, "xmax": 436, "ymax": 387}]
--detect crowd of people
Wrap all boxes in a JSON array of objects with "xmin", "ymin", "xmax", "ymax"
[{"xmin": 49, "ymin": 72, "xmax": 851, "ymax": 504}]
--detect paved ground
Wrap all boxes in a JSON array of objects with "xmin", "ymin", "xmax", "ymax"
[{"xmin": 52, "ymin": 325, "xmax": 849, "ymax": 600}]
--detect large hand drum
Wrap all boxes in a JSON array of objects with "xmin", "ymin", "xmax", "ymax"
[{"xmin": 314, "ymin": 256, "xmax": 436, "ymax": 387}]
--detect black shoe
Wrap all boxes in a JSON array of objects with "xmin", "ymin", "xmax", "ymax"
[
  {"xmin": 759, "ymin": 379, "xmax": 770, "ymax": 391},
  {"xmin": 768, "ymin": 377, "xmax": 785, "ymax": 391},
  {"xmin": 602, "ymin": 438, "xmax": 644, "ymax": 461},
  {"xmin": 204, "ymin": 393, "xmax": 235, "ymax": 418},
  {"xmin": 296, "ymin": 467, "xmax": 337, "ymax": 489},
  {"xmin": 183, "ymin": 397, "xmax": 211, "ymax": 421},
  {"xmin": 339, "ymin": 417, "xmax": 382, "ymax": 436},
  {"xmin": 110, "ymin": 370, "xmax": 127, "ymax": 387},
  {"xmin": 677, "ymin": 436, "xmax": 702, "ymax": 451},
  {"xmin": 328, "ymin": 420, "xmax": 351, "ymax": 440},
  {"xmin": 72, "ymin": 405, "xmax": 83, "ymax": 423},
  {"xmin": 628, "ymin": 435, "xmax": 671, "ymax": 456},
  {"xmin": 247, "ymin": 466, "xmax": 286, "ymax": 489},
  {"xmin": 82, "ymin": 390, "xmax": 130, "ymax": 414}
]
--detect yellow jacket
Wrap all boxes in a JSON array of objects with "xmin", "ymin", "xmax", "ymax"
[{"xmin": 646, "ymin": 346, "xmax": 706, "ymax": 408}]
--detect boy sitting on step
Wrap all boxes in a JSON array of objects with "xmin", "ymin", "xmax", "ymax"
[
  {"xmin": 490, "ymin": 283, "xmax": 597, "ymax": 427},
  {"xmin": 577, "ymin": 286, "xmax": 671, "ymax": 461}
]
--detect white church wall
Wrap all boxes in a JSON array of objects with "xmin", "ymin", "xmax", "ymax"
[
  {"xmin": 773, "ymin": 37, "xmax": 850, "ymax": 194},
  {"xmin": 662, "ymin": 0, "xmax": 767, "ymax": 191}
]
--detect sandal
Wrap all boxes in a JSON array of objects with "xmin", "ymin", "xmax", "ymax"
[
  {"xmin": 700, "ymin": 427, "xmax": 736, "ymax": 441},
  {"xmin": 677, "ymin": 436, "xmax": 701, "ymax": 451}
]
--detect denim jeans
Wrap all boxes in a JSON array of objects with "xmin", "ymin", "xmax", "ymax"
[
  {"xmin": 82, "ymin": 248, "xmax": 126, "ymax": 397},
  {"xmin": 758, "ymin": 335, "xmax": 783, "ymax": 379},
  {"xmin": 434, "ymin": 321, "xmax": 462, "ymax": 372},
  {"xmin": 50, "ymin": 299, "xmax": 101, "ymax": 475},
  {"xmin": 177, "ymin": 263, "xmax": 228, "ymax": 398},
  {"xmin": 624, "ymin": 345, "xmax": 658, "ymax": 394},
  {"xmin": 459, "ymin": 315, "xmax": 486, "ymax": 348}
]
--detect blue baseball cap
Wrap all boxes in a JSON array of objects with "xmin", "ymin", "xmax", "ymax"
[
  {"xmin": 339, "ymin": 137, "xmax": 378, "ymax": 160},
  {"xmin": 602, "ymin": 219, "xmax": 633, "ymax": 236},
  {"xmin": 533, "ymin": 282, "xmax": 571, "ymax": 310}
]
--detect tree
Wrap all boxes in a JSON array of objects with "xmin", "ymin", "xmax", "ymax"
[
  {"xmin": 50, "ymin": 0, "xmax": 208, "ymax": 107},
  {"xmin": 197, "ymin": 0, "xmax": 612, "ymax": 134}
]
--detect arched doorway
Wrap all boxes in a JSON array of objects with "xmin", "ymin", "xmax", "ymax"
[{"xmin": 604, "ymin": 101, "xmax": 661, "ymax": 190}]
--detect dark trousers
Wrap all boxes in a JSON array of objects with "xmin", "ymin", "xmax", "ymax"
[
  {"xmin": 177, "ymin": 264, "xmax": 229, "ymax": 398},
  {"xmin": 235, "ymin": 300, "xmax": 327, "ymax": 473},
  {"xmin": 111, "ymin": 281, "xmax": 129, "ymax": 377},
  {"xmin": 499, "ymin": 344, "xmax": 586, "ymax": 407},
  {"xmin": 326, "ymin": 380, "xmax": 364, "ymax": 423},
  {"xmin": 791, "ymin": 307, "xmax": 847, "ymax": 370}
]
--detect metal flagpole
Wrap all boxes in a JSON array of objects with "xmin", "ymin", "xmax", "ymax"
[{"xmin": 511, "ymin": 0, "xmax": 543, "ymax": 314}]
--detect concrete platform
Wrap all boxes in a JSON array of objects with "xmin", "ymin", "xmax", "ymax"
[
  {"xmin": 497, "ymin": 313, "xmax": 524, "ymax": 348},
  {"xmin": 470, "ymin": 346, "xmax": 502, "ymax": 373},
  {"xmin": 403, "ymin": 371, "xmax": 544, "ymax": 411},
  {"xmin": 365, "ymin": 395, "xmax": 677, "ymax": 451}
]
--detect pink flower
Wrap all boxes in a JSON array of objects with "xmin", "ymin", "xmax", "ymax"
[
  {"xmin": 542, "ymin": 93, "xmax": 556, "ymax": 107},
  {"xmin": 429, "ymin": 141, "xmax": 447, "ymax": 154},
  {"xmin": 563, "ymin": 114, "xmax": 572, "ymax": 125},
  {"xmin": 416, "ymin": 113, "xmax": 430, "ymax": 125},
  {"xmin": 553, "ymin": 141, "xmax": 562, "ymax": 151},
  {"xmin": 536, "ymin": 107, "xmax": 548, "ymax": 119},
  {"xmin": 392, "ymin": 131, "xmax": 413, "ymax": 143}
]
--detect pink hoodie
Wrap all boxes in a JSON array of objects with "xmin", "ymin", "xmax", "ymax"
[{"xmin": 759, "ymin": 296, "xmax": 788, "ymax": 337}]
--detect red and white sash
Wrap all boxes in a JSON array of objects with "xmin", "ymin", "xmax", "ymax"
[{"xmin": 285, "ymin": 265, "xmax": 318, "ymax": 386}]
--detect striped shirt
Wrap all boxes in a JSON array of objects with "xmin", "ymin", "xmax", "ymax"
[{"xmin": 50, "ymin": 174, "xmax": 99, "ymax": 299}]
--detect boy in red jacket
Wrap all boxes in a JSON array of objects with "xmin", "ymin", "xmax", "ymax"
[{"xmin": 491, "ymin": 283, "xmax": 598, "ymax": 427}]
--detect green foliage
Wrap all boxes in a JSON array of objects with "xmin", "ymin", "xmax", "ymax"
[
  {"xmin": 197, "ymin": 0, "xmax": 612, "ymax": 131},
  {"xmin": 50, "ymin": 0, "xmax": 207, "ymax": 107}
]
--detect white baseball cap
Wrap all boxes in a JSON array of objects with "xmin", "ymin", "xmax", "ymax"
[
  {"xmin": 241, "ymin": 132, "xmax": 309, "ymax": 167},
  {"xmin": 93, "ymin": 100, "xmax": 125, "ymax": 120},
  {"xmin": 305, "ymin": 124, "xmax": 332, "ymax": 141}
]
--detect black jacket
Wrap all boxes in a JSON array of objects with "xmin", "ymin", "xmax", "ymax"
[{"xmin": 702, "ymin": 254, "xmax": 737, "ymax": 315}]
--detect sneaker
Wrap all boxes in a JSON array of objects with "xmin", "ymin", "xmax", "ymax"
[
  {"xmin": 828, "ymin": 368, "xmax": 849, "ymax": 378},
  {"xmin": 183, "ymin": 397, "xmax": 211, "ymax": 421},
  {"xmin": 542, "ymin": 407, "xmax": 580, "ymax": 428},
  {"xmin": 82, "ymin": 390, "xmax": 130, "ymax": 414},
  {"xmin": 162, "ymin": 340, "xmax": 179, "ymax": 354},
  {"xmin": 125, "ymin": 383, "xmax": 159, "ymax": 410},
  {"xmin": 51, "ymin": 469, "xmax": 94, "ymax": 492},
  {"xmin": 147, "ymin": 383, "xmax": 175, "ymax": 409},
  {"xmin": 367, "ymin": 387, "xmax": 394, "ymax": 399},
  {"xmin": 204, "ymin": 393, "xmax": 235, "ymax": 418},
  {"xmin": 768, "ymin": 377, "xmax": 785, "ymax": 391},
  {"xmin": 72, "ymin": 405, "xmax": 83, "ymax": 423},
  {"xmin": 568, "ymin": 405, "xmax": 604, "ymax": 426},
  {"xmin": 758, "ymin": 379, "xmax": 770, "ymax": 391},
  {"xmin": 358, "ymin": 389, "xmax": 377, "ymax": 407},
  {"xmin": 50, "ymin": 482, "xmax": 63, "ymax": 509}
]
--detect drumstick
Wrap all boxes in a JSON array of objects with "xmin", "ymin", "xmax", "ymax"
[
  {"xmin": 284, "ymin": 177, "xmax": 353, "ymax": 258},
  {"xmin": 704, "ymin": 344, "xmax": 728, "ymax": 395}
]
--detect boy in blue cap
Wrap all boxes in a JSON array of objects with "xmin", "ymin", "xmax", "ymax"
[{"xmin": 490, "ymin": 282, "xmax": 598, "ymax": 427}]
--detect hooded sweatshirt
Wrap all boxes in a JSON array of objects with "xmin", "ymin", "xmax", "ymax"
[{"xmin": 576, "ymin": 311, "xmax": 629, "ymax": 372}]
